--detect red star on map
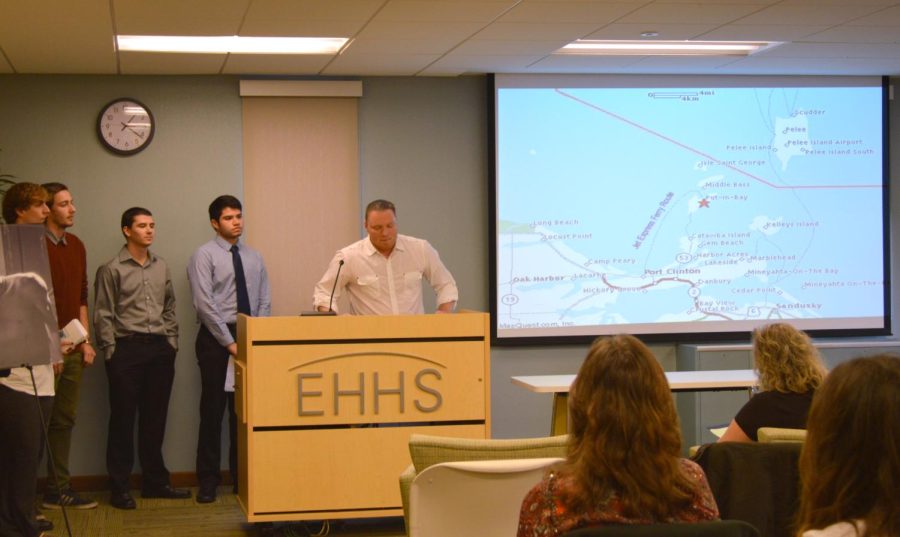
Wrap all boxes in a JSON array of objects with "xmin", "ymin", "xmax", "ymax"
[{"xmin": 699, "ymin": 198, "xmax": 710, "ymax": 208}]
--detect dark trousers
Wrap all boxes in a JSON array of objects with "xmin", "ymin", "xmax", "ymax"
[
  {"xmin": 45, "ymin": 352, "xmax": 85, "ymax": 494},
  {"xmin": 0, "ymin": 383, "xmax": 52, "ymax": 537},
  {"xmin": 195, "ymin": 325, "xmax": 238, "ymax": 492},
  {"xmin": 105, "ymin": 335, "xmax": 176, "ymax": 495}
]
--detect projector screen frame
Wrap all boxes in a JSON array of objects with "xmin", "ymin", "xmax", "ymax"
[{"xmin": 488, "ymin": 74, "xmax": 892, "ymax": 346}]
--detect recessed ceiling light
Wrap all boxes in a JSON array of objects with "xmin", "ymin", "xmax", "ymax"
[
  {"xmin": 640, "ymin": 31, "xmax": 660, "ymax": 38},
  {"xmin": 117, "ymin": 35, "xmax": 348, "ymax": 55},
  {"xmin": 556, "ymin": 40, "xmax": 781, "ymax": 56}
]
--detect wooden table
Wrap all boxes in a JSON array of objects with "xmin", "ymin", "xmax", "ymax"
[{"xmin": 512, "ymin": 369, "xmax": 758, "ymax": 435}]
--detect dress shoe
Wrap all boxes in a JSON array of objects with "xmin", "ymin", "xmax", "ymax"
[
  {"xmin": 110, "ymin": 492, "xmax": 137, "ymax": 510},
  {"xmin": 196, "ymin": 488, "xmax": 217, "ymax": 504},
  {"xmin": 142, "ymin": 485, "xmax": 191, "ymax": 499},
  {"xmin": 35, "ymin": 514, "xmax": 54, "ymax": 532}
]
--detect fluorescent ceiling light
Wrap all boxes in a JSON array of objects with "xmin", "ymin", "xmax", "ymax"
[
  {"xmin": 556, "ymin": 40, "xmax": 780, "ymax": 56},
  {"xmin": 117, "ymin": 35, "xmax": 348, "ymax": 55}
]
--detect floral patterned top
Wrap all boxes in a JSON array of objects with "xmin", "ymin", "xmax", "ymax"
[{"xmin": 517, "ymin": 458, "xmax": 720, "ymax": 536}]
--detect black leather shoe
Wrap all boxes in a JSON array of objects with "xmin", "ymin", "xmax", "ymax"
[
  {"xmin": 196, "ymin": 488, "xmax": 216, "ymax": 504},
  {"xmin": 142, "ymin": 485, "xmax": 191, "ymax": 499},
  {"xmin": 35, "ymin": 514, "xmax": 54, "ymax": 532},
  {"xmin": 110, "ymin": 492, "xmax": 136, "ymax": 510}
]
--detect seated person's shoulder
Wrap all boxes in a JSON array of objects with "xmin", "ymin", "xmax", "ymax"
[{"xmin": 679, "ymin": 457, "xmax": 707, "ymax": 478}]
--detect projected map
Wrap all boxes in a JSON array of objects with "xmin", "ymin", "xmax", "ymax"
[{"xmin": 496, "ymin": 86, "xmax": 885, "ymax": 338}]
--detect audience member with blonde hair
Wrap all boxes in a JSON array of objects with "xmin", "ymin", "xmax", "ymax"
[
  {"xmin": 719, "ymin": 322, "xmax": 826, "ymax": 443},
  {"xmin": 518, "ymin": 334, "xmax": 719, "ymax": 536},
  {"xmin": 796, "ymin": 355, "xmax": 900, "ymax": 537}
]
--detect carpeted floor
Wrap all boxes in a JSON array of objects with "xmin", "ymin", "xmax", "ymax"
[{"xmin": 39, "ymin": 487, "xmax": 406, "ymax": 537}]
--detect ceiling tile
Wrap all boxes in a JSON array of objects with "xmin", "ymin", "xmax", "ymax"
[
  {"xmin": 238, "ymin": 20, "xmax": 365, "ymax": 37},
  {"xmin": 119, "ymin": 52, "xmax": 227, "ymax": 74},
  {"xmin": 758, "ymin": 42, "xmax": 900, "ymax": 58},
  {"xmin": 322, "ymin": 52, "xmax": 441, "ymax": 75},
  {"xmin": 222, "ymin": 53, "xmax": 334, "ymax": 75},
  {"xmin": 374, "ymin": 1, "xmax": 516, "ymax": 22},
  {"xmin": 723, "ymin": 55, "xmax": 900, "ymax": 75},
  {"xmin": 115, "ymin": 0, "xmax": 250, "ymax": 35},
  {"xmin": 244, "ymin": 0, "xmax": 384, "ymax": 22},
  {"xmin": 625, "ymin": 54, "xmax": 756, "ymax": 72},
  {"xmin": 777, "ymin": 0, "xmax": 897, "ymax": 6},
  {"xmin": 356, "ymin": 20, "xmax": 485, "ymax": 40},
  {"xmin": 452, "ymin": 39, "xmax": 568, "ymax": 56},
  {"xmin": 0, "ymin": 0, "xmax": 116, "ymax": 73},
  {"xmin": 845, "ymin": 5, "xmax": 900, "ymax": 25},
  {"xmin": 731, "ymin": 4, "xmax": 889, "ymax": 25},
  {"xmin": 619, "ymin": 3, "xmax": 769, "ymax": 24},
  {"xmin": 526, "ymin": 54, "xmax": 647, "ymax": 73},
  {"xmin": 346, "ymin": 37, "xmax": 458, "ymax": 55},
  {"xmin": 421, "ymin": 53, "xmax": 550, "ymax": 76},
  {"xmin": 698, "ymin": 24, "xmax": 828, "ymax": 41},
  {"xmin": 498, "ymin": 2, "xmax": 638, "ymax": 24},
  {"xmin": 655, "ymin": 0, "xmax": 777, "ymax": 3},
  {"xmin": 802, "ymin": 25, "xmax": 900, "ymax": 43},
  {"xmin": 585, "ymin": 23, "xmax": 721, "ymax": 40},
  {"xmin": 474, "ymin": 22, "xmax": 601, "ymax": 40},
  {"xmin": 241, "ymin": 0, "xmax": 384, "ymax": 38}
]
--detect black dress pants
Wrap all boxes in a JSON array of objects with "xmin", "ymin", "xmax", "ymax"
[
  {"xmin": 105, "ymin": 335, "xmax": 176, "ymax": 495},
  {"xmin": 0, "ymin": 383, "xmax": 52, "ymax": 537},
  {"xmin": 195, "ymin": 325, "xmax": 238, "ymax": 493}
]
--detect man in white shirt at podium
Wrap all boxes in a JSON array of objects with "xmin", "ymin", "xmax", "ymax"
[{"xmin": 313, "ymin": 199, "xmax": 458, "ymax": 315}]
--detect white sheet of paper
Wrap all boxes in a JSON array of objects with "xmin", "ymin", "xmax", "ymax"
[{"xmin": 225, "ymin": 356, "xmax": 235, "ymax": 392}]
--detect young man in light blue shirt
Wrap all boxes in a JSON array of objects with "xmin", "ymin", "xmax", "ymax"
[{"xmin": 187, "ymin": 195, "xmax": 271, "ymax": 503}]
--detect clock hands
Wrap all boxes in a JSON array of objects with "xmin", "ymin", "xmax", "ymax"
[
  {"xmin": 120, "ymin": 115, "xmax": 136, "ymax": 131},
  {"xmin": 120, "ymin": 118, "xmax": 146, "ymax": 139}
]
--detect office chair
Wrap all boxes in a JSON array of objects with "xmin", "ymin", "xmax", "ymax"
[{"xmin": 408, "ymin": 457, "xmax": 562, "ymax": 537}]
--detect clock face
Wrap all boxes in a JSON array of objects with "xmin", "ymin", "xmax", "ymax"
[{"xmin": 97, "ymin": 98, "xmax": 155, "ymax": 155}]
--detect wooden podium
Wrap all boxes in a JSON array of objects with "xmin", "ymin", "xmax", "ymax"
[{"xmin": 234, "ymin": 311, "xmax": 491, "ymax": 522}]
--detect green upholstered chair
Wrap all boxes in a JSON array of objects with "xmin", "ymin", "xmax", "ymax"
[
  {"xmin": 757, "ymin": 427, "xmax": 806, "ymax": 443},
  {"xmin": 399, "ymin": 433, "xmax": 568, "ymax": 534}
]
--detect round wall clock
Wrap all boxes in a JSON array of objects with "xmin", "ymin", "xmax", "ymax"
[{"xmin": 97, "ymin": 98, "xmax": 155, "ymax": 155}]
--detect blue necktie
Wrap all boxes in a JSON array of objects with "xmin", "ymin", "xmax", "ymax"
[{"xmin": 231, "ymin": 244, "xmax": 251, "ymax": 316}]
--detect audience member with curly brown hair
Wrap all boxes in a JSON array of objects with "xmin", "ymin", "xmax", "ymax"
[
  {"xmin": 517, "ymin": 334, "xmax": 719, "ymax": 536},
  {"xmin": 719, "ymin": 323, "xmax": 826, "ymax": 443}
]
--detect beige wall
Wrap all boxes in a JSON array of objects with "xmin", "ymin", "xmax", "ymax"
[{"xmin": 242, "ymin": 96, "xmax": 359, "ymax": 315}]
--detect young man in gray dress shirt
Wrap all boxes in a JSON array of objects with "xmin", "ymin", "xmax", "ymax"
[
  {"xmin": 187, "ymin": 195, "xmax": 271, "ymax": 503},
  {"xmin": 94, "ymin": 207, "xmax": 190, "ymax": 510}
]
